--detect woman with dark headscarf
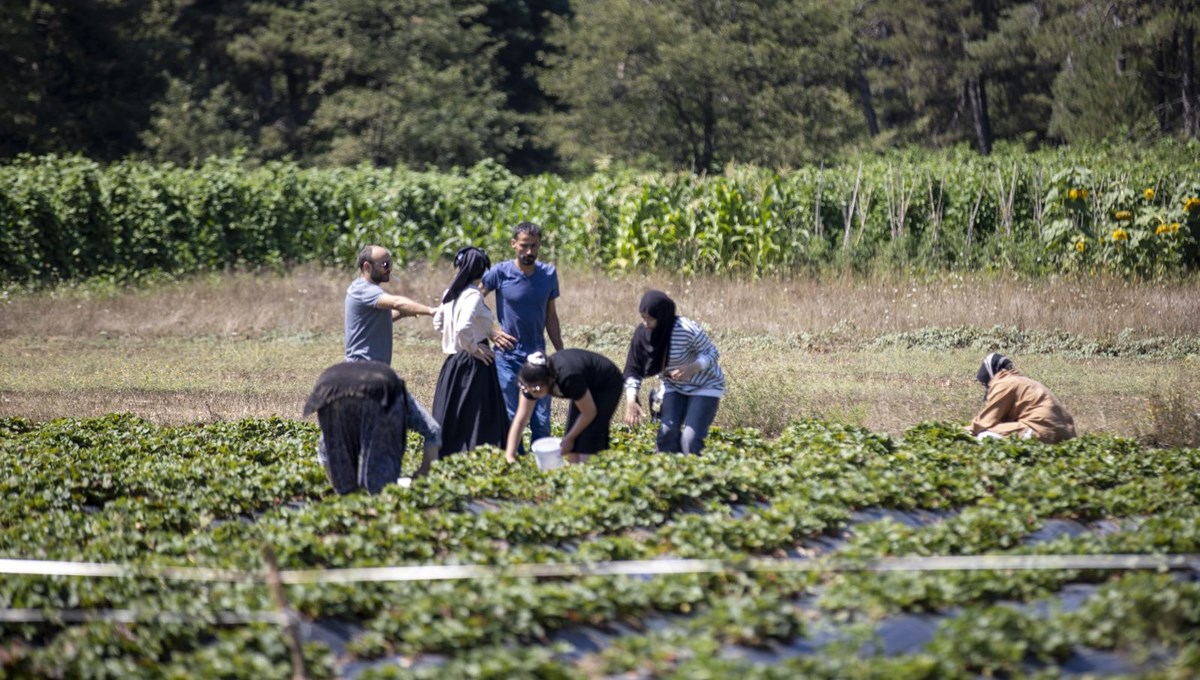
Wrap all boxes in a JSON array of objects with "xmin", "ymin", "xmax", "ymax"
[
  {"xmin": 426, "ymin": 246, "xmax": 509, "ymax": 473},
  {"xmin": 304, "ymin": 360, "xmax": 441, "ymax": 493},
  {"xmin": 969, "ymin": 352, "xmax": 1077, "ymax": 443},
  {"xmin": 623, "ymin": 290, "xmax": 725, "ymax": 454}
]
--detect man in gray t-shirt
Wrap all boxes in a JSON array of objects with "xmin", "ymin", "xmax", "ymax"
[{"xmin": 345, "ymin": 245, "xmax": 435, "ymax": 364}]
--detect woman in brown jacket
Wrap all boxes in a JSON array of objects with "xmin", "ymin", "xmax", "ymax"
[{"xmin": 969, "ymin": 353, "xmax": 1077, "ymax": 443}]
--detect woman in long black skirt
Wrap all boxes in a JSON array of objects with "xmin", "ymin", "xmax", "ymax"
[{"xmin": 424, "ymin": 246, "xmax": 510, "ymax": 475}]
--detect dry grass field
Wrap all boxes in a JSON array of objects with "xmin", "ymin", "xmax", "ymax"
[{"xmin": 2, "ymin": 264, "xmax": 1199, "ymax": 442}]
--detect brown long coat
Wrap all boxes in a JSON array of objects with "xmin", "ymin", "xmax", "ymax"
[{"xmin": 969, "ymin": 369, "xmax": 1077, "ymax": 443}]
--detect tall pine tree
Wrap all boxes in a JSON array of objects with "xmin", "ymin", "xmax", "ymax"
[{"xmin": 538, "ymin": 0, "xmax": 864, "ymax": 173}]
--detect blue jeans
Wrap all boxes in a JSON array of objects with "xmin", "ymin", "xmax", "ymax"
[
  {"xmin": 496, "ymin": 350, "xmax": 552, "ymax": 453},
  {"xmin": 658, "ymin": 392, "xmax": 720, "ymax": 454}
]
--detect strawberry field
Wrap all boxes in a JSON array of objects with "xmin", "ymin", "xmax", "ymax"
[{"xmin": 2, "ymin": 414, "xmax": 1199, "ymax": 678}]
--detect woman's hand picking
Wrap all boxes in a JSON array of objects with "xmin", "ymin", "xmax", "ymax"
[{"xmin": 624, "ymin": 401, "xmax": 643, "ymax": 427}]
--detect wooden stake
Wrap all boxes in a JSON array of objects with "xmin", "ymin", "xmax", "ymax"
[{"xmin": 262, "ymin": 547, "xmax": 308, "ymax": 680}]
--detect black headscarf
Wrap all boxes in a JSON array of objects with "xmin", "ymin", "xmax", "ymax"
[
  {"xmin": 303, "ymin": 360, "xmax": 407, "ymax": 417},
  {"xmin": 623, "ymin": 290, "xmax": 677, "ymax": 380},
  {"xmin": 442, "ymin": 246, "xmax": 492, "ymax": 304},
  {"xmin": 976, "ymin": 352, "xmax": 1014, "ymax": 390}
]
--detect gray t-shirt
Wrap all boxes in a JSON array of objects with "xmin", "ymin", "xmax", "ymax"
[{"xmin": 344, "ymin": 277, "xmax": 391, "ymax": 363}]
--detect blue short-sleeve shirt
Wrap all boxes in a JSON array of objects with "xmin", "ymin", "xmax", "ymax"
[{"xmin": 483, "ymin": 260, "xmax": 559, "ymax": 357}]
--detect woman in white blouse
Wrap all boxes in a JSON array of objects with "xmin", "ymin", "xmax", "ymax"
[{"xmin": 423, "ymin": 247, "xmax": 509, "ymax": 474}]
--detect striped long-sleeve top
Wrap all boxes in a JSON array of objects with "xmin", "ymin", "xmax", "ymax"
[{"xmin": 624, "ymin": 316, "xmax": 725, "ymax": 403}]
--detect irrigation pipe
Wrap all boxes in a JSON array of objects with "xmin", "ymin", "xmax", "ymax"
[
  {"xmin": 1, "ymin": 553, "xmax": 1197, "ymax": 585},
  {"xmin": 0, "ymin": 608, "xmax": 289, "ymax": 625},
  {"xmin": 2, "ymin": 554, "xmax": 1195, "ymax": 634}
]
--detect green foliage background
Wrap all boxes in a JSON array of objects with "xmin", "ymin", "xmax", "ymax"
[
  {"xmin": 2, "ymin": 1, "xmax": 1199, "ymax": 174},
  {"xmin": 3, "ymin": 146, "xmax": 1199, "ymax": 285}
]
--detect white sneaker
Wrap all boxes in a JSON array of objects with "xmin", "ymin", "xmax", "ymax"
[{"xmin": 396, "ymin": 476, "xmax": 413, "ymax": 488}]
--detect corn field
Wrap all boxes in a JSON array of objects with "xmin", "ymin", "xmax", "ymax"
[{"xmin": 2, "ymin": 146, "xmax": 1198, "ymax": 285}]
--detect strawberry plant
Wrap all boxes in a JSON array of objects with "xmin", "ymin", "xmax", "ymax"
[{"xmin": 1, "ymin": 415, "xmax": 1198, "ymax": 676}]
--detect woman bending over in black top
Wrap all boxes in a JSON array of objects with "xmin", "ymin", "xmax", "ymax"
[{"xmin": 504, "ymin": 349, "xmax": 624, "ymax": 464}]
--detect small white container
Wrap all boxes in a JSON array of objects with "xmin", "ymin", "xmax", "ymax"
[{"xmin": 530, "ymin": 437, "xmax": 565, "ymax": 470}]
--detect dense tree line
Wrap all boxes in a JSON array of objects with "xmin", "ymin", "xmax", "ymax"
[{"xmin": 2, "ymin": 0, "xmax": 1197, "ymax": 175}]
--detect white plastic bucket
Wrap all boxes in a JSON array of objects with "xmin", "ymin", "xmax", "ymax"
[{"xmin": 531, "ymin": 437, "xmax": 564, "ymax": 470}]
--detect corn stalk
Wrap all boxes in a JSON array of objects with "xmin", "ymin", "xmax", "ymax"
[
  {"xmin": 996, "ymin": 163, "xmax": 1019, "ymax": 239},
  {"xmin": 965, "ymin": 187, "xmax": 986, "ymax": 251},
  {"xmin": 814, "ymin": 161, "xmax": 825, "ymax": 240},
  {"xmin": 842, "ymin": 163, "xmax": 863, "ymax": 250},
  {"xmin": 928, "ymin": 175, "xmax": 946, "ymax": 245},
  {"xmin": 884, "ymin": 165, "xmax": 915, "ymax": 241}
]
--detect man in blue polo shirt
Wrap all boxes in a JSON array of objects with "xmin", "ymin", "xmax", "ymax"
[{"xmin": 484, "ymin": 222, "xmax": 564, "ymax": 451}]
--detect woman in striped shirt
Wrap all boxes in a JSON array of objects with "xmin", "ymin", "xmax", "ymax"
[{"xmin": 623, "ymin": 290, "xmax": 725, "ymax": 454}]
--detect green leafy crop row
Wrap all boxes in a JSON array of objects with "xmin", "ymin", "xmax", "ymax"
[
  {"xmin": 1, "ymin": 415, "xmax": 1198, "ymax": 678},
  {"xmin": 3, "ymin": 147, "xmax": 1199, "ymax": 285}
]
